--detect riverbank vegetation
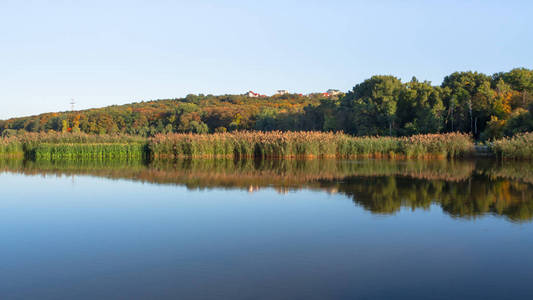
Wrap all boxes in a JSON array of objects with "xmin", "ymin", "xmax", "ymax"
[
  {"xmin": 0, "ymin": 132, "xmax": 146, "ymax": 160},
  {"xmin": 0, "ymin": 136, "xmax": 23, "ymax": 157},
  {"xmin": 149, "ymin": 131, "xmax": 474, "ymax": 159},
  {"xmin": 1, "ymin": 68, "xmax": 532, "ymax": 141},
  {"xmin": 29, "ymin": 143, "xmax": 146, "ymax": 161},
  {"xmin": 491, "ymin": 132, "xmax": 533, "ymax": 160},
  {"xmin": 3, "ymin": 131, "xmax": 533, "ymax": 160}
]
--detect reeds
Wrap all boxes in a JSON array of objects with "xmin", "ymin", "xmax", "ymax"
[
  {"xmin": 402, "ymin": 133, "xmax": 474, "ymax": 158},
  {"xmin": 17, "ymin": 132, "xmax": 146, "ymax": 145},
  {"xmin": 31, "ymin": 143, "xmax": 146, "ymax": 161},
  {"xmin": 149, "ymin": 131, "xmax": 474, "ymax": 159},
  {"xmin": 491, "ymin": 132, "xmax": 533, "ymax": 160},
  {"xmin": 1, "ymin": 132, "xmax": 147, "ymax": 161},
  {"xmin": 0, "ymin": 131, "xmax": 476, "ymax": 160},
  {"xmin": 149, "ymin": 131, "xmax": 341, "ymax": 158},
  {"xmin": 0, "ymin": 136, "xmax": 24, "ymax": 157}
]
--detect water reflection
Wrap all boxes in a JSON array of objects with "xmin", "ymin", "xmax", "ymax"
[
  {"xmin": 1, "ymin": 158, "xmax": 532, "ymax": 222},
  {"xmin": 333, "ymin": 176, "xmax": 532, "ymax": 222}
]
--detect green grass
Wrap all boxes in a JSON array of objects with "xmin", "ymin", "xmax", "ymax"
[
  {"xmin": 30, "ymin": 143, "xmax": 146, "ymax": 161},
  {"xmin": 1, "ymin": 132, "xmax": 147, "ymax": 161}
]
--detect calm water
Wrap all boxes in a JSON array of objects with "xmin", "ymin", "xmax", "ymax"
[{"xmin": 1, "ymin": 159, "xmax": 533, "ymax": 299}]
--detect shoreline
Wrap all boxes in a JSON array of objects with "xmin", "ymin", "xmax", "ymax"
[{"xmin": 1, "ymin": 131, "xmax": 532, "ymax": 161}]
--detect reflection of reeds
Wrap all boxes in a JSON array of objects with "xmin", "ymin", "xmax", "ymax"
[
  {"xmin": 1, "ymin": 158, "xmax": 532, "ymax": 222},
  {"xmin": 480, "ymin": 161, "xmax": 533, "ymax": 185},
  {"xmin": 492, "ymin": 132, "xmax": 533, "ymax": 159},
  {"xmin": 0, "ymin": 158, "xmax": 476, "ymax": 187}
]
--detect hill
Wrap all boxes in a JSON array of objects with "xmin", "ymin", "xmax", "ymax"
[{"xmin": 1, "ymin": 68, "xmax": 532, "ymax": 140}]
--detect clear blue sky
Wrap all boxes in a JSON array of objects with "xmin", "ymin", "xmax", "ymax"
[{"xmin": 1, "ymin": 0, "xmax": 531, "ymax": 119}]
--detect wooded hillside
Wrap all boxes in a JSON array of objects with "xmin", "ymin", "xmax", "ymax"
[{"xmin": 2, "ymin": 68, "xmax": 532, "ymax": 140}]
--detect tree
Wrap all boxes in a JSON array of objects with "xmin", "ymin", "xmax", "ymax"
[
  {"xmin": 71, "ymin": 114, "xmax": 81, "ymax": 133},
  {"xmin": 188, "ymin": 121, "xmax": 209, "ymax": 133},
  {"xmin": 441, "ymin": 71, "xmax": 492, "ymax": 133},
  {"xmin": 254, "ymin": 109, "xmax": 279, "ymax": 131},
  {"xmin": 397, "ymin": 78, "xmax": 444, "ymax": 135},
  {"xmin": 504, "ymin": 108, "xmax": 533, "ymax": 136},
  {"xmin": 61, "ymin": 119, "xmax": 69, "ymax": 133},
  {"xmin": 1, "ymin": 68, "xmax": 530, "ymax": 140},
  {"xmin": 342, "ymin": 75, "xmax": 404, "ymax": 136},
  {"xmin": 229, "ymin": 113, "xmax": 243, "ymax": 131},
  {"xmin": 493, "ymin": 68, "xmax": 533, "ymax": 107}
]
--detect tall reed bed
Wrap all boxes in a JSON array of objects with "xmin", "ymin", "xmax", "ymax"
[
  {"xmin": 31, "ymin": 143, "xmax": 146, "ymax": 161},
  {"xmin": 17, "ymin": 132, "xmax": 146, "ymax": 146},
  {"xmin": 150, "ymin": 131, "xmax": 341, "ymax": 158},
  {"xmin": 1, "ymin": 132, "xmax": 147, "ymax": 161},
  {"xmin": 0, "ymin": 136, "xmax": 24, "ymax": 157},
  {"xmin": 402, "ymin": 133, "xmax": 474, "ymax": 158},
  {"xmin": 149, "ymin": 131, "xmax": 474, "ymax": 159},
  {"xmin": 491, "ymin": 132, "xmax": 533, "ymax": 160},
  {"xmin": 0, "ymin": 131, "xmax": 476, "ymax": 160}
]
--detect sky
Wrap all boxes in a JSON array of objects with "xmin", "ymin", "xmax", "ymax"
[{"xmin": 1, "ymin": 0, "xmax": 532, "ymax": 120}]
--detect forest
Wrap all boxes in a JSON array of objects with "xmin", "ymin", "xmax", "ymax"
[{"xmin": 1, "ymin": 68, "xmax": 532, "ymax": 140}]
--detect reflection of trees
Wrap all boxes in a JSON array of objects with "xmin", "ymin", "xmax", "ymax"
[
  {"xmin": 1, "ymin": 158, "xmax": 532, "ymax": 222},
  {"xmin": 441, "ymin": 179, "xmax": 533, "ymax": 222},
  {"xmin": 331, "ymin": 177, "xmax": 433, "ymax": 214},
  {"xmin": 333, "ymin": 176, "xmax": 533, "ymax": 222}
]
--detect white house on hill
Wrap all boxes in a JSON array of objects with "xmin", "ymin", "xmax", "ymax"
[
  {"xmin": 327, "ymin": 89, "xmax": 341, "ymax": 96},
  {"xmin": 246, "ymin": 91, "xmax": 260, "ymax": 97}
]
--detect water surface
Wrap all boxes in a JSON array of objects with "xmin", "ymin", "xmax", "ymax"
[{"xmin": 1, "ymin": 159, "xmax": 532, "ymax": 299}]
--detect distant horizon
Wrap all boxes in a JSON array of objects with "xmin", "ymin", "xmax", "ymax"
[{"xmin": 2, "ymin": 0, "xmax": 532, "ymax": 119}]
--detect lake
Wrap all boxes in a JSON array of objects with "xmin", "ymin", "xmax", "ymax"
[{"xmin": 1, "ymin": 158, "xmax": 532, "ymax": 299}]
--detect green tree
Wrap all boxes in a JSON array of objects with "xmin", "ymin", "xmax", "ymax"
[
  {"xmin": 342, "ymin": 75, "xmax": 404, "ymax": 135},
  {"xmin": 61, "ymin": 119, "xmax": 69, "ymax": 133},
  {"xmin": 493, "ymin": 68, "xmax": 533, "ymax": 107},
  {"xmin": 441, "ymin": 71, "xmax": 492, "ymax": 133},
  {"xmin": 189, "ymin": 121, "xmax": 209, "ymax": 133},
  {"xmin": 397, "ymin": 78, "xmax": 444, "ymax": 135},
  {"xmin": 254, "ymin": 109, "xmax": 279, "ymax": 131}
]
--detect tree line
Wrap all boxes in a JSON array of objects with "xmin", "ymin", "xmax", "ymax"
[{"xmin": 1, "ymin": 68, "xmax": 532, "ymax": 140}]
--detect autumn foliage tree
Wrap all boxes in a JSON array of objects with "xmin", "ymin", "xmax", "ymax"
[{"xmin": 1, "ymin": 68, "xmax": 531, "ymax": 140}]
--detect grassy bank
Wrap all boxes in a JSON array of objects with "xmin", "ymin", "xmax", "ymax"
[
  {"xmin": 149, "ymin": 131, "xmax": 474, "ymax": 159},
  {"xmin": 0, "ymin": 131, "xmax": 483, "ymax": 160},
  {"xmin": 491, "ymin": 132, "xmax": 533, "ymax": 160}
]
